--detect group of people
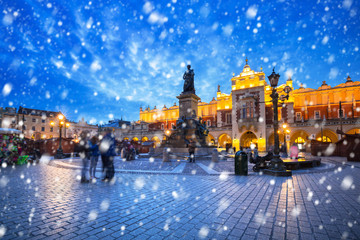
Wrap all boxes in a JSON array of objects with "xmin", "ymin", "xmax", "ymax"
[
  {"xmin": 78, "ymin": 130, "xmax": 116, "ymax": 183},
  {"xmin": 0, "ymin": 134, "xmax": 26, "ymax": 165},
  {"xmin": 122, "ymin": 142, "xmax": 136, "ymax": 161}
]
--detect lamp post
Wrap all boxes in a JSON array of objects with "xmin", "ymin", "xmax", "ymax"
[
  {"xmin": 264, "ymin": 68, "xmax": 292, "ymax": 177},
  {"xmin": 51, "ymin": 114, "xmax": 66, "ymax": 159}
]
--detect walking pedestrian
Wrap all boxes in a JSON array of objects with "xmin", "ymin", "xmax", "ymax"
[
  {"xmin": 79, "ymin": 131, "xmax": 91, "ymax": 183},
  {"xmin": 89, "ymin": 136, "xmax": 100, "ymax": 180},
  {"xmin": 188, "ymin": 139, "xmax": 196, "ymax": 163},
  {"xmin": 100, "ymin": 130, "xmax": 116, "ymax": 181},
  {"xmin": 290, "ymin": 143, "xmax": 299, "ymax": 159}
]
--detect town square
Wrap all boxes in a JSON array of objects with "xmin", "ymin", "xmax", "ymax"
[{"xmin": 1, "ymin": 0, "xmax": 360, "ymax": 239}]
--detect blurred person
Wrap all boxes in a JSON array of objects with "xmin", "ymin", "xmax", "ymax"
[
  {"xmin": 100, "ymin": 130, "xmax": 116, "ymax": 181},
  {"xmin": 89, "ymin": 136, "xmax": 100, "ymax": 180},
  {"xmin": 79, "ymin": 131, "xmax": 91, "ymax": 183},
  {"xmin": 188, "ymin": 139, "xmax": 196, "ymax": 163},
  {"xmin": 290, "ymin": 143, "xmax": 299, "ymax": 159}
]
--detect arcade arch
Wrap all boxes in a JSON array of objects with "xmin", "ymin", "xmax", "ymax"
[
  {"xmin": 218, "ymin": 134, "xmax": 232, "ymax": 148},
  {"xmin": 141, "ymin": 136, "xmax": 149, "ymax": 142},
  {"xmin": 346, "ymin": 128, "xmax": 360, "ymax": 135},
  {"xmin": 206, "ymin": 134, "xmax": 215, "ymax": 146},
  {"xmin": 132, "ymin": 137, "xmax": 139, "ymax": 142},
  {"xmin": 240, "ymin": 131, "xmax": 258, "ymax": 148},
  {"xmin": 315, "ymin": 129, "xmax": 338, "ymax": 143},
  {"xmin": 151, "ymin": 136, "xmax": 161, "ymax": 147},
  {"xmin": 268, "ymin": 133, "xmax": 285, "ymax": 147}
]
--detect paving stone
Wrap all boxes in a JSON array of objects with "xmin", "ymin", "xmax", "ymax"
[{"xmin": 0, "ymin": 157, "xmax": 359, "ymax": 240}]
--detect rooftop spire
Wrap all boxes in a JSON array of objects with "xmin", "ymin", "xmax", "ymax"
[
  {"xmin": 245, "ymin": 57, "xmax": 248, "ymax": 65},
  {"xmin": 346, "ymin": 75, "xmax": 352, "ymax": 83}
]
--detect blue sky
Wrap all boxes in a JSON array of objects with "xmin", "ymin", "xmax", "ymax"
[{"xmin": 1, "ymin": 0, "xmax": 359, "ymax": 124}]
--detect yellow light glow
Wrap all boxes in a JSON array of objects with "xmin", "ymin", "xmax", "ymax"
[
  {"xmin": 232, "ymin": 86, "xmax": 236, "ymax": 90},
  {"xmin": 58, "ymin": 114, "xmax": 64, "ymax": 120},
  {"xmin": 282, "ymin": 124, "xmax": 287, "ymax": 129},
  {"xmin": 60, "ymin": 121, "xmax": 64, "ymax": 125},
  {"xmin": 50, "ymin": 121, "xmax": 55, "ymax": 126},
  {"xmin": 66, "ymin": 123, "xmax": 70, "ymax": 127},
  {"xmin": 225, "ymin": 105, "xmax": 229, "ymax": 109},
  {"xmin": 286, "ymin": 129, "xmax": 290, "ymax": 133}
]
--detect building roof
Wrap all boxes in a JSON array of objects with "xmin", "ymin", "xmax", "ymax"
[
  {"xmin": 101, "ymin": 119, "xmax": 131, "ymax": 128},
  {"xmin": 18, "ymin": 106, "xmax": 60, "ymax": 117}
]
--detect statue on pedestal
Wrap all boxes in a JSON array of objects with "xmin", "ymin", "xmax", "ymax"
[{"xmin": 183, "ymin": 65, "xmax": 195, "ymax": 94}]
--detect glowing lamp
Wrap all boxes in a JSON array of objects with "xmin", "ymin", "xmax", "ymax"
[
  {"xmin": 268, "ymin": 68, "xmax": 280, "ymax": 88},
  {"xmin": 284, "ymin": 85, "xmax": 292, "ymax": 94}
]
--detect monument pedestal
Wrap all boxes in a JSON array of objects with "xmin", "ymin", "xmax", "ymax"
[{"xmin": 177, "ymin": 93, "xmax": 200, "ymax": 119}]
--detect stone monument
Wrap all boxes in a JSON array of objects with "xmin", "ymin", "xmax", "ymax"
[{"xmin": 158, "ymin": 65, "xmax": 214, "ymax": 155}]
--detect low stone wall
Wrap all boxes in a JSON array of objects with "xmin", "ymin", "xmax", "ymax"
[{"xmin": 154, "ymin": 147, "xmax": 215, "ymax": 156}]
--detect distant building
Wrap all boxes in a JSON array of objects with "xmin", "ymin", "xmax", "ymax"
[
  {"xmin": 122, "ymin": 59, "xmax": 360, "ymax": 152},
  {"xmin": 0, "ymin": 106, "xmax": 98, "ymax": 141},
  {"xmin": 17, "ymin": 107, "xmax": 61, "ymax": 140},
  {"xmin": 67, "ymin": 118, "xmax": 98, "ymax": 140}
]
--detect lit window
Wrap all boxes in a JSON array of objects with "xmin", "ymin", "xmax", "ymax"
[{"xmin": 296, "ymin": 112, "xmax": 302, "ymax": 121}]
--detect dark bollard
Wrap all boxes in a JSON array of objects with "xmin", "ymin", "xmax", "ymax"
[{"xmin": 234, "ymin": 151, "xmax": 248, "ymax": 176}]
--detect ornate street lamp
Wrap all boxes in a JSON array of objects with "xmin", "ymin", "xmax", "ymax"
[
  {"xmin": 264, "ymin": 68, "xmax": 292, "ymax": 177},
  {"xmin": 50, "ymin": 114, "xmax": 66, "ymax": 159}
]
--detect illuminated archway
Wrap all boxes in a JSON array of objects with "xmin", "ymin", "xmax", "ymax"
[
  {"xmin": 346, "ymin": 128, "xmax": 360, "ymax": 135},
  {"xmin": 218, "ymin": 134, "xmax": 232, "ymax": 148},
  {"xmin": 315, "ymin": 129, "xmax": 338, "ymax": 143},
  {"xmin": 151, "ymin": 136, "xmax": 161, "ymax": 147},
  {"xmin": 290, "ymin": 130, "xmax": 310, "ymax": 144},
  {"xmin": 206, "ymin": 134, "xmax": 215, "ymax": 146},
  {"xmin": 141, "ymin": 136, "xmax": 149, "ymax": 142},
  {"xmin": 240, "ymin": 131, "xmax": 258, "ymax": 148},
  {"xmin": 268, "ymin": 133, "xmax": 285, "ymax": 147},
  {"xmin": 123, "ymin": 137, "xmax": 129, "ymax": 141},
  {"xmin": 132, "ymin": 137, "xmax": 139, "ymax": 142}
]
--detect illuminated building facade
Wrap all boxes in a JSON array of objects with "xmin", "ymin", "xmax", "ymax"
[{"xmin": 131, "ymin": 59, "xmax": 360, "ymax": 152}]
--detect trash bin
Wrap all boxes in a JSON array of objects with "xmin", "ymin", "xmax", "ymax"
[{"xmin": 235, "ymin": 151, "xmax": 248, "ymax": 176}]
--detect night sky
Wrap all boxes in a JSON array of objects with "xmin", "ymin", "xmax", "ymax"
[{"xmin": 1, "ymin": 0, "xmax": 359, "ymax": 124}]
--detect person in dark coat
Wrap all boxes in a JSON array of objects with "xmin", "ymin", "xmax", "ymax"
[
  {"xmin": 89, "ymin": 136, "xmax": 100, "ymax": 180},
  {"xmin": 79, "ymin": 131, "xmax": 91, "ymax": 183},
  {"xmin": 188, "ymin": 139, "xmax": 196, "ymax": 163},
  {"xmin": 100, "ymin": 130, "xmax": 116, "ymax": 181}
]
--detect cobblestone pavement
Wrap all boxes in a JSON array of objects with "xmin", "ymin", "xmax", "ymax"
[{"xmin": 0, "ymin": 157, "xmax": 360, "ymax": 239}]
